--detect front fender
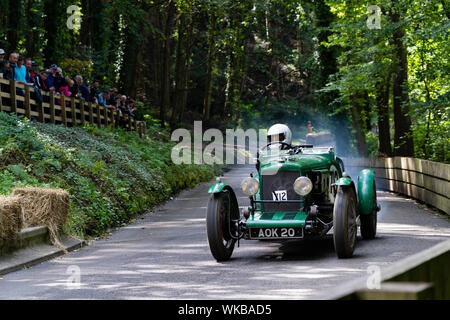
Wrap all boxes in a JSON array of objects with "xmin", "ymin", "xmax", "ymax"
[
  {"xmin": 334, "ymin": 177, "xmax": 357, "ymax": 201},
  {"xmin": 208, "ymin": 182, "xmax": 240, "ymax": 220},
  {"xmin": 358, "ymin": 169, "xmax": 376, "ymax": 215},
  {"xmin": 208, "ymin": 182, "xmax": 228, "ymax": 194},
  {"xmin": 335, "ymin": 177, "xmax": 353, "ymax": 186}
]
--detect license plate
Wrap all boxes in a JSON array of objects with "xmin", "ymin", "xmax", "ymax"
[
  {"xmin": 249, "ymin": 227, "xmax": 303, "ymax": 239},
  {"xmin": 272, "ymin": 190, "xmax": 288, "ymax": 201}
]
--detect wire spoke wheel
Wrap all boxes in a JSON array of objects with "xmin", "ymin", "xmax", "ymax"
[{"xmin": 206, "ymin": 192, "xmax": 236, "ymax": 261}]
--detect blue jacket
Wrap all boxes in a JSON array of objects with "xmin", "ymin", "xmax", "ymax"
[
  {"xmin": 46, "ymin": 73, "xmax": 55, "ymax": 88},
  {"xmin": 77, "ymin": 84, "xmax": 91, "ymax": 102},
  {"xmin": 97, "ymin": 93, "xmax": 108, "ymax": 107}
]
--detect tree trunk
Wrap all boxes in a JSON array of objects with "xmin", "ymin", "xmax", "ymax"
[
  {"xmin": 160, "ymin": 2, "xmax": 176, "ymax": 128},
  {"xmin": 350, "ymin": 94, "xmax": 368, "ymax": 157},
  {"xmin": 7, "ymin": 0, "xmax": 20, "ymax": 52},
  {"xmin": 391, "ymin": 11, "xmax": 414, "ymax": 157},
  {"xmin": 203, "ymin": 11, "xmax": 217, "ymax": 122},
  {"xmin": 376, "ymin": 72, "xmax": 392, "ymax": 156},
  {"xmin": 178, "ymin": 14, "xmax": 194, "ymax": 124}
]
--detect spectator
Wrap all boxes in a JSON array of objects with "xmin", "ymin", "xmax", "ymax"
[
  {"xmin": 74, "ymin": 75, "xmax": 90, "ymax": 102},
  {"xmin": 127, "ymin": 98, "xmax": 137, "ymax": 118},
  {"xmin": 67, "ymin": 77, "xmax": 75, "ymax": 93},
  {"xmin": 23, "ymin": 59, "xmax": 43, "ymax": 104},
  {"xmin": 108, "ymin": 88, "xmax": 118, "ymax": 106},
  {"xmin": 35, "ymin": 69, "xmax": 50, "ymax": 91},
  {"xmin": 14, "ymin": 55, "xmax": 28, "ymax": 86},
  {"xmin": 25, "ymin": 59, "xmax": 36, "ymax": 85},
  {"xmin": 117, "ymin": 95, "xmax": 128, "ymax": 114},
  {"xmin": 6, "ymin": 52, "xmax": 19, "ymax": 80},
  {"xmin": 90, "ymin": 80, "xmax": 100, "ymax": 104},
  {"xmin": 2, "ymin": 61, "xmax": 14, "ymax": 80},
  {"xmin": 56, "ymin": 76, "xmax": 71, "ymax": 107},
  {"xmin": 46, "ymin": 64, "xmax": 58, "ymax": 91},
  {"xmin": 54, "ymin": 68, "xmax": 66, "ymax": 92},
  {"xmin": 0, "ymin": 49, "xmax": 6, "ymax": 77},
  {"xmin": 68, "ymin": 77, "xmax": 77, "ymax": 96},
  {"xmin": 97, "ymin": 89, "xmax": 114, "ymax": 109}
]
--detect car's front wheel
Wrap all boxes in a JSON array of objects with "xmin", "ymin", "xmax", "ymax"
[
  {"xmin": 333, "ymin": 187, "xmax": 357, "ymax": 259},
  {"xmin": 206, "ymin": 192, "xmax": 236, "ymax": 262}
]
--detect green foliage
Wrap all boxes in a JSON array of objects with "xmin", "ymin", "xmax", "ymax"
[
  {"xmin": 0, "ymin": 0, "xmax": 448, "ymax": 162},
  {"xmin": 59, "ymin": 58, "xmax": 94, "ymax": 79},
  {"xmin": 0, "ymin": 112, "xmax": 220, "ymax": 238}
]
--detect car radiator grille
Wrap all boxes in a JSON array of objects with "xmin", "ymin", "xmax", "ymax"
[{"xmin": 262, "ymin": 171, "xmax": 301, "ymax": 212}]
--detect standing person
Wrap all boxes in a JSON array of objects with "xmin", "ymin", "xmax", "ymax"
[
  {"xmin": 46, "ymin": 64, "xmax": 58, "ymax": 91},
  {"xmin": 127, "ymin": 98, "xmax": 137, "ymax": 118},
  {"xmin": 6, "ymin": 52, "xmax": 19, "ymax": 81},
  {"xmin": 56, "ymin": 76, "xmax": 71, "ymax": 107},
  {"xmin": 25, "ymin": 59, "xmax": 36, "ymax": 85},
  {"xmin": 54, "ymin": 68, "xmax": 66, "ymax": 92},
  {"xmin": 97, "ymin": 89, "xmax": 114, "ymax": 109},
  {"xmin": 14, "ymin": 55, "xmax": 27, "ymax": 85},
  {"xmin": 2, "ymin": 61, "xmax": 13, "ymax": 80},
  {"xmin": 118, "ymin": 95, "xmax": 128, "ymax": 114},
  {"xmin": 24, "ymin": 59, "xmax": 43, "ymax": 104},
  {"xmin": 74, "ymin": 75, "xmax": 90, "ymax": 102},
  {"xmin": 108, "ymin": 88, "xmax": 118, "ymax": 106},
  {"xmin": 0, "ymin": 49, "xmax": 6, "ymax": 77},
  {"xmin": 35, "ymin": 69, "xmax": 50, "ymax": 91},
  {"xmin": 90, "ymin": 80, "xmax": 100, "ymax": 104}
]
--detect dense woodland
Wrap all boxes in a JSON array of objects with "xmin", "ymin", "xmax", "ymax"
[{"xmin": 0, "ymin": 0, "xmax": 448, "ymax": 161}]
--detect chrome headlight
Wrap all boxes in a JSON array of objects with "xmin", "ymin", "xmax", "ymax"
[
  {"xmin": 241, "ymin": 177, "xmax": 259, "ymax": 197},
  {"xmin": 294, "ymin": 176, "xmax": 313, "ymax": 196}
]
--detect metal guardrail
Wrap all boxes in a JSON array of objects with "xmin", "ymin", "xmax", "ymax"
[
  {"xmin": 343, "ymin": 157, "xmax": 449, "ymax": 214},
  {"xmin": 0, "ymin": 78, "xmax": 146, "ymax": 136}
]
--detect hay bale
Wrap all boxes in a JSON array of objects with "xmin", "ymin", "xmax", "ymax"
[
  {"xmin": 0, "ymin": 196, "xmax": 23, "ymax": 241},
  {"xmin": 12, "ymin": 187, "xmax": 70, "ymax": 249}
]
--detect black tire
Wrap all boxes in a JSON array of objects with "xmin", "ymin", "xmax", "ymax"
[
  {"xmin": 333, "ymin": 187, "xmax": 357, "ymax": 259},
  {"xmin": 206, "ymin": 193, "xmax": 236, "ymax": 262},
  {"xmin": 360, "ymin": 180, "xmax": 377, "ymax": 239}
]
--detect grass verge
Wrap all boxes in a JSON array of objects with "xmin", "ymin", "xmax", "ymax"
[{"xmin": 0, "ymin": 112, "xmax": 221, "ymax": 238}]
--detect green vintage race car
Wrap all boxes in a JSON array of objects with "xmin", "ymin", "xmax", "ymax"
[{"xmin": 206, "ymin": 126, "xmax": 380, "ymax": 261}]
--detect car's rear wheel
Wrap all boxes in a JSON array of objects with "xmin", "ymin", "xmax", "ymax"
[
  {"xmin": 360, "ymin": 180, "xmax": 377, "ymax": 239},
  {"xmin": 206, "ymin": 192, "xmax": 236, "ymax": 262},
  {"xmin": 333, "ymin": 187, "xmax": 357, "ymax": 259}
]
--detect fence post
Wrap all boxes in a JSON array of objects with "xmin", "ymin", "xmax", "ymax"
[
  {"xmin": 137, "ymin": 122, "xmax": 141, "ymax": 137},
  {"xmin": 10, "ymin": 80, "xmax": 17, "ymax": 113},
  {"xmin": 24, "ymin": 85, "xmax": 31, "ymax": 119},
  {"xmin": 127, "ymin": 115, "xmax": 132, "ymax": 131},
  {"xmin": 104, "ymin": 107, "xmax": 109, "ymax": 126},
  {"xmin": 49, "ymin": 91, "xmax": 55, "ymax": 124},
  {"xmin": 88, "ymin": 102, "xmax": 94, "ymax": 125},
  {"xmin": 97, "ymin": 104, "xmax": 101, "ymax": 127},
  {"xmin": 61, "ymin": 95, "xmax": 67, "ymax": 126},
  {"xmin": 38, "ymin": 92, "xmax": 45, "ymax": 122},
  {"xmin": 70, "ymin": 97, "xmax": 76, "ymax": 126},
  {"xmin": 80, "ymin": 100, "xmax": 85, "ymax": 125}
]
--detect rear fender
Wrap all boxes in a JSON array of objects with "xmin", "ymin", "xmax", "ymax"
[{"xmin": 357, "ymin": 169, "xmax": 376, "ymax": 215}]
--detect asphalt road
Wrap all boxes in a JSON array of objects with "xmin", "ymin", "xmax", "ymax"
[{"xmin": 0, "ymin": 165, "xmax": 449, "ymax": 300}]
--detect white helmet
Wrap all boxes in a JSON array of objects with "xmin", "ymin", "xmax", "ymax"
[{"xmin": 267, "ymin": 124, "xmax": 292, "ymax": 149}]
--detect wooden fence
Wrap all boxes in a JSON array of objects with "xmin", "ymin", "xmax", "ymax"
[
  {"xmin": 0, "ymin": 78, "xmax": 146, "ymax": 136},
  {"xmin": 343, "ymin": 157, "xmax": 449, "ymax": 214}
]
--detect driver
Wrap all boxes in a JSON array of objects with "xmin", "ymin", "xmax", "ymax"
[{"xmin": 266, "ymin": 124, "xmax": 292, "ymax": 151}]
